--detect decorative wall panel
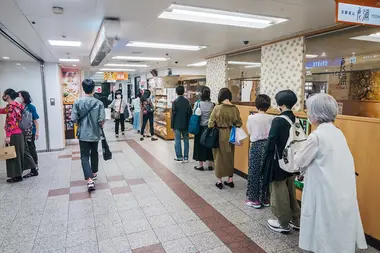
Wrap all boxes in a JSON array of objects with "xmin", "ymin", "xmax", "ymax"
[
  {"xmin": 206, "ymin": 56, "xmax": 227, "ymax": 103},
  {"xmin": 260, "ymin": 37, "xmax": 305, "ymax": 110}
]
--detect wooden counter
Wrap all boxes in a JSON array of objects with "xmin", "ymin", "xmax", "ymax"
[{"xmin": 234, "ymin": 104, "xmax": 380, "ymax": 241}]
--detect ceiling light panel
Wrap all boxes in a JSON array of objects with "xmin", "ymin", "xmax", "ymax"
[
  {"xmin": 59, "ymin": 59, "xmax": 80, "ymax": 62},
  {"xmin": 99, "ymin": 68, "xmax": 136, "ymax": 72},
  {"xmin": 306, "ymin": 54, "xmax": 318, "ymax": 58},
  {"xmin": 187, "ymin": 61, "xmax": 207, "ymax": 67},
  {"xmin": 49, "ymin": 40, "xmax": 81, "ymax": 47},
  {"xmin": 126, "ymin": 41, "xmax": 207, "ymax": 51},
  {"xmin": 2, "ymin": 56, "xmax": 10, "ymax": 60},
  {"xmin": 159, "ymin": 4, "xmax": 288, "ymax": 29},
  {"xmin": 105, "ymin": 63, "xmax": 149, "ymax": 67},
  {"xmin": 112, "ymin": 56, "xmax": 167, "ymax": 61}
]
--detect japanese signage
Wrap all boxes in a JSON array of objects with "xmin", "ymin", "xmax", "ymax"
[
  {"xmin": 336, "ymin": 0, "xmax": 380, "ymax": 26},
  {"xmin": 103, "ymin": 72, "xmax": 128, "ymax": 81},
  {"xmin": 61, "ymin": 68, "xmax": 80, "ymax": 105}
]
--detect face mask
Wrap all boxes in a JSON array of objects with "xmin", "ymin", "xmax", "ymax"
[
  {"xmin": 15, "ymin": 97, "xmax": 23, "ymax": 104},
  {"xmin": 116, "ymin": 95, "xmax": 121, "ymax": 99},
  {"xmin": 2, "ymin": 95, "xmax": 7, "ymax": 102}
]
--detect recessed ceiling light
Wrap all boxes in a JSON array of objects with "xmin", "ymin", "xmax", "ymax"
[
  {"xmin": 228, "ymin": 61, "xmax": 261, "ymax": 65},
  {"xmin": 105, "ymin": 63, "xmax": 149, "ymax": 68},
  {"xmin": 59, "ymin": 59, "xmax": 80, "ymax": 62},
  {"xmin": 112, "ymin": 56, "xmax": 167, "ymax": 61},
  {"xmin": 99, "ymin": 68, "xmax": 136, "ymax": 72},
  {"xmin": 49, "ymin": 40, "xmax": 81, "ymax": 47},
  {"xmin": 187, "ymin": 61, "xmax": 207, "ymax": 67},
  {"xmin": 126, "ymin": 41, "xmax": 207, "ymax": 51},
  {"xmin": 306, "ymin": 54, "xmax": 318, "ymax": 58},
  {"xmin": 158, "ymin": 4, "xmax": 288, "ymax": 29},
  {"xmin": 16, "ymin": 63, "xmax": 21, "ymax": 66},
  {"xmin": 2, "ymin": 56, "xmax": 10, "ymax": 60}
]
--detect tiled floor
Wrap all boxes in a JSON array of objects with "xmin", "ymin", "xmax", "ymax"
[{"xmin": 0, "ymin": 123, "xmax": 378, "ymax": 253}]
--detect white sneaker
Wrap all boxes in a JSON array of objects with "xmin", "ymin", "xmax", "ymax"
[
  {"xmin": 289, "ymin": 221, "xmax": 300, "ymax": 231},
  {"xmin": 267, "ymin": 219, "xmax": 290, "ymax": 233},
  {"xmin": 87, "ymin": 181, "xmax": 96, "ymax": 192}
]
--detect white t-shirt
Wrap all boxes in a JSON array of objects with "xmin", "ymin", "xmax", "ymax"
[{"xmin": 246, "ymin": 113, "xmax": 274, "ymax": 142}]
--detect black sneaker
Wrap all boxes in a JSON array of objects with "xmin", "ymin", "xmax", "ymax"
[
  {"xmin": 224, "ymin": 181, "xmax": 235, "ymax": 188},
  {"xmin": 174, "ymin": 158, "xmax": 183, "ymax": 163},
  {"xmin": 87, "ymin": 181, "xmax": 96, "ymax": 192}
]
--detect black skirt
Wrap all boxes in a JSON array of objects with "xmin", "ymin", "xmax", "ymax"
[{"xmin": 193, "ymin": 126, "xmax": 214, "ymax": 162}]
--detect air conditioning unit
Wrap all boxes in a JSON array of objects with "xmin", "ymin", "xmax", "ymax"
[{"xmin": 90, "ymin": 18, "xmax": 121, "ymax": 66}]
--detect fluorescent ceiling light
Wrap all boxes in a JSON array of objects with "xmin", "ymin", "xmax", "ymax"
[
  {"xmin": 187, "ymin": 61, "xmax": 207, "ymax": 67},
  {"xmin": 228, "ymin": 61, "xmax": 261, "ymax": 65},
  {"xmin": 306, "ymin": 54, "xmax": 318, "ymax": 58},
  {"xmin": 49, "ymin": 40, "xmax": 81, "ymax": 47},
  {"xmin": 16, "ymin": 63, "xmax": 21, "ymax": 66},
  {"xmin": 112, "ymin": 56, "xmax": 167, "ymax": 61},
  {"xmin": 99, "ymin": 68, "xmax": 136, "ymax": 72},
  {"xmin": 350, "ymin": 33, "xmax": 380, "ymax": 43},
  {"xmin": 96, "ymin": 71, "xmax": 103, "ymax": 74},
  {"xmin": 126, "ymin": 41, "xmax": 207, "ymax": 51},
  {"xmin": 105, "ymin": 63, "xmax": 149, "ymax": 67},
  {"xmin": 59, "ymin": 59, "xmax": 80, "ymax": 62},
  {"xmin": 2, "ymin": 56, "xmax": 10, "ymax": 60},
  {"xmin": 244, "ymin": 65, "xmax": 261, "ymax": 69},
  {"xmin": 159, "ymin": 4, "xmax": 288, "ymax": 29}
]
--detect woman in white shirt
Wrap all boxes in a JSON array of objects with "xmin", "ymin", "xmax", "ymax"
[
  {"xmin": 109, "ymin": 90, "xmax": 126, "ymax": 137},
  {"xmin": 295, "ymin": 94, "xmax": 367, "ymax": 253},
  {"xmin": 245, "ymin": 95, "xmax": 273, "ymax": 209},
  {"xmin": 132, "ymin": 93, "xmax": 141, "ymax": 132}
]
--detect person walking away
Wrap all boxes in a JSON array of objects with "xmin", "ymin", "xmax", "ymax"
[
  {"xmin": 295, "ymin": 94, "xmax": 367, "ymax": 253},
  {"xmin": 171, "ymin": 85, "xmax": 192, "ymax": 162},
  {"xmin": 140, "ymin": 89, "xmax": 158, "ymax": 141},
  {"xmin": 209, "ymin": 88, "xmax": 242, "ymax": 189},
  {"xmin": 0, "ymin": 89, "xmax": 35, "ymax": 182},
  {"xmin": 18, "ymin": 91, "xmax": 40, "ymax": 178},
  {"xmin": 72, "ymin": 79, "xmax": 105, "ymax": 191},
  {"xmin": 245, "ymin": 94, "xmax": 273, "ymax": 208},
  {"xmin": 109, "ymin": 90, "xmax": 125, "ymax": 137},
  {"xmin": 132, "ymin": 93, "xmax": 141, "ymax": 132},
  {"xmin": 193, "ymin": 86, "xmax": 214, "ymax": 170},
  {"xmin": 262, "ymin": 90, "xmax": 301, "ymax": 233}
]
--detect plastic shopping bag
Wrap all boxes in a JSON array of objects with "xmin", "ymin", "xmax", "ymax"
[
  {"xmin": 235, "ymin": 127, "xmax": 248, "ymax": 145},
  {"xmin": 229, "ymin": 126, "xmax": 237, "ymax": 144},
  {"xmin": 105, "ymin": 108, "xmax": 112, "ymax": 120}
]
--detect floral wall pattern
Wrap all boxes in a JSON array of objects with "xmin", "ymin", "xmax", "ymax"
[
  {"xmin": 207, "ymin": 55, "xmax": 227, "ymax": 103},
  {"xmin": 260, "ymin": 37, "xmax": 305, "ymax": 110}
]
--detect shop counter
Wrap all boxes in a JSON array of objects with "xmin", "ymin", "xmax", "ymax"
[{"xmin": 234, "ymin": 104, "xmax": 380, "ymax": 242}]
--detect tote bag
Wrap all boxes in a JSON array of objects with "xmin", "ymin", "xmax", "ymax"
[
  {"xmin": 0, "ymin": 145, "xmax": 17, "ymax": 160},
  {"xmin": 101, "ymin": 129, "xmax": 112, "ymax": 161},
  {"xmin": 188, "ymin": 102, "xmax": 201, "ymax": 135},
  {"xmin": 200, "ymin": 126, "xmax": 219, "ymax": 149}
]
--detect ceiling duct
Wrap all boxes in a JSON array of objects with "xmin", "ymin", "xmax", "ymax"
[{"xmin": 90, "ymin": 18, "xmax": 121, "ymax": 67}]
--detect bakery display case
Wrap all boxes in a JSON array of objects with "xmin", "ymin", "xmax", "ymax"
[{"xmin": 154, "ymin": 87, "xmax": 176, "ymax": 140}]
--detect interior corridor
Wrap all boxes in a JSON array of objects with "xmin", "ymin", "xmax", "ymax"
[{"xmin": 0, "ymin": 122, "xmax": 378, "ymax": 253}]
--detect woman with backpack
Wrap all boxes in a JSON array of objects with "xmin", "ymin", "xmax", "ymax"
[
  {"xmin": 0, "ymin": 89, "xmax": 36, "ymax": 183},
  {"xmin": 140, "ymin": 89, "xmax": 158, "ymax": 141},
  {"xmin": 18, "ymin": 91, "xmax": 40, "ymax": 178},
  {"xmin": 262, "ymin": 90, "xmax": 301, "ymax": 234}
]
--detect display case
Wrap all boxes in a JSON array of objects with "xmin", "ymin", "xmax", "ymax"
[
  {"xmin": 153, "ymin": 87, "xmax": 177, "ymax": 140},
  {"xmin": 64, "ymin": 104, "xmax": 75, "ymax": 139},
  {"xmin": 178, "ymin": 77, "xmax": 206, "ymax": 105}
]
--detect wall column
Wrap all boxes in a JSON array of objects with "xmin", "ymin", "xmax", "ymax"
[
  {"xmin": 206, "ymin": 55, "xmax": 227, "ymax": 103},
  {"xmin": 260, "ymin": 37, "xmax": 306, "ymax": 110}
]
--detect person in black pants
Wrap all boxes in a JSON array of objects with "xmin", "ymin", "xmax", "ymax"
[
  {"xmin": 140, "ymin": 89, "xmax": 158, "ymax": 141},
  {"xmin": 109, "ymin": 90, "xmax": 126, "ymax": 137}
]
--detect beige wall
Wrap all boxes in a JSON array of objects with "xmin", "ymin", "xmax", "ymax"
[
  {"xmin": 206, "ymin": 55, "xmax": 227, "ymax": 103},
  {"xmin": 260, "ymin": 37, "xmax": 306, "ymax": 110}
]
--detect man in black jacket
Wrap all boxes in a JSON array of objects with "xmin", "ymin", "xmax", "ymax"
[
  {"xmin": 263, "ymin": 90, "xmax": 301, "ymax": 234},
  {"xmin": 171, "ymin": 86, "xmax": 192, "ymax": 162}
]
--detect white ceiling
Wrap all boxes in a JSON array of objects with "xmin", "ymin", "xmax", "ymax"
[
  {"xmin": 0, "ymin": 34, "xmax": 35, "ymax": 62},
  {"xmin": 0, "ymin": 0, "xmax": 337, "ymax": 74}
]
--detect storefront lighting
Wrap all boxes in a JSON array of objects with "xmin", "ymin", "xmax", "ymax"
[
  {"xmin": 187, "ymin": 61, "xmax": 207, "ymax": 66},
  {"xmin": 105, "ymin": 63, "xmax": 149, "ymax": 67},
  {"xmin": 48, "ymin": 40, "xmax": 81, "ymax": 47},
  {"xmin": 126, "ymin": 41, "xmax": 207, "ymax": 51},
  {"xmin": 350, "ymin": 33, "xmax": 380, "ymax": 43},
  {"xmin": 306, "ymin": 54, "xmax": 318, "ymax": 58},
  {"xmin": 99, "ymin": 68, "xmax": 136, "ymax": 72},
  {"xmin": 59, "ymin": 59, "xmax": 80, "ymax": 62},
  {"xmin": 112, "ymin": 56, "xmax": 167, "ymax": 61},
  {"xmin": 2, "ymin": 56, "xmax": 10, "ymax": 60},
  {"xmin": 228, "ymin": 61, "xmax": 261, "ymax": 66},
  {"xmin": 158, "ymin": 4, "xmax": 288, "ymax": 29}
]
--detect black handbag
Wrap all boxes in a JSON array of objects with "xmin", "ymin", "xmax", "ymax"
[
  {"xmin": 101, "ymin": 128, "xmax": 112, "ymax": 161},
  {"xmin": 200, "ymin": 125, "xmax": 219, "ymax": 149}
]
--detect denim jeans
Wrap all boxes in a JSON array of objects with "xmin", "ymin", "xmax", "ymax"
[
  {"xmin": 79, "ymin": 141, "xmax": 99, "ymax": 180},
  {"xmin": 174, "ymin": 130, "xmax": 189, "ymax": 160},
  {"xmin": 133, "ymin": 111, "xmax": 140, "ymax": 130}
]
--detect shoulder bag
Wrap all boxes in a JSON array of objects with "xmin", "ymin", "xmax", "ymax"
[
  {"xmin": 111, "ymin": 100, "xmax": 122, "ymax": 120},
  {"xmin": 101, "ymin": 128, "xmax": 112, "ymax": 161},
  {"xmin": 200, "ymin": 122, "xmax": 219, "ymax": 149},
  {"xmin": 188, "ymin": 102, "xmax": 201, "ymax": 135}
]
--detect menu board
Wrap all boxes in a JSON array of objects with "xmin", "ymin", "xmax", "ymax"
[{"xmin": 62, "ymin": 68, "xmax": 80, "ymax": 104}]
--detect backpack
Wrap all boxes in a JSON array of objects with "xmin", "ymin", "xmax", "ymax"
[
  {"xmin": 276, "ymin": 115, "xmax": 307, "ymax": 173},
  {"xmin": 20, "ymin": 107, "xmax": 33, "ymax": 131}
]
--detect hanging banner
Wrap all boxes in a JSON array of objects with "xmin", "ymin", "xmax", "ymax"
[
  {"xmin": 336, "ymin": 0, "xmax": 380, "ymax": 26},
  {"xmin": 61, "ymin": 68, "xmax": 81, "ymax": 105},
  {"xmin": 103, "ymin": 72, "xmax": 128, "ymax": 80}
]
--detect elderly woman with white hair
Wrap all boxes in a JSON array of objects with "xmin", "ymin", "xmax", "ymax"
[{"xmin": 295, "ymin": 94, "xmax": 367, "ymax": 253}]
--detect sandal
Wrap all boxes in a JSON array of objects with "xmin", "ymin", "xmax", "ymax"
[
  {"xmin": 194, "ymin": 166, "xmax": 204, "ymax": 171},
  {"xmin": 23, "ymin": 172, "xmax": 39, "ymax": 178},
  {"xmin": 7, "ymin": 177, "xmax": 23, "ymax": 183}
]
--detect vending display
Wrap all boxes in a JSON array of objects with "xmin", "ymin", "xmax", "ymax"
[{"xmin": 64, "ymin": 104, "xmax": 75, "ymax": 139}]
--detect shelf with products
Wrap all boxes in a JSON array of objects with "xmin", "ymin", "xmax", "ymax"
[
  {"xmin": 178, "ymin": 77, "xmax": 206, "ymax": 105},
  {"xmin": 153, "ymin": 87, "xmax": 175, "ymax": 140}
]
